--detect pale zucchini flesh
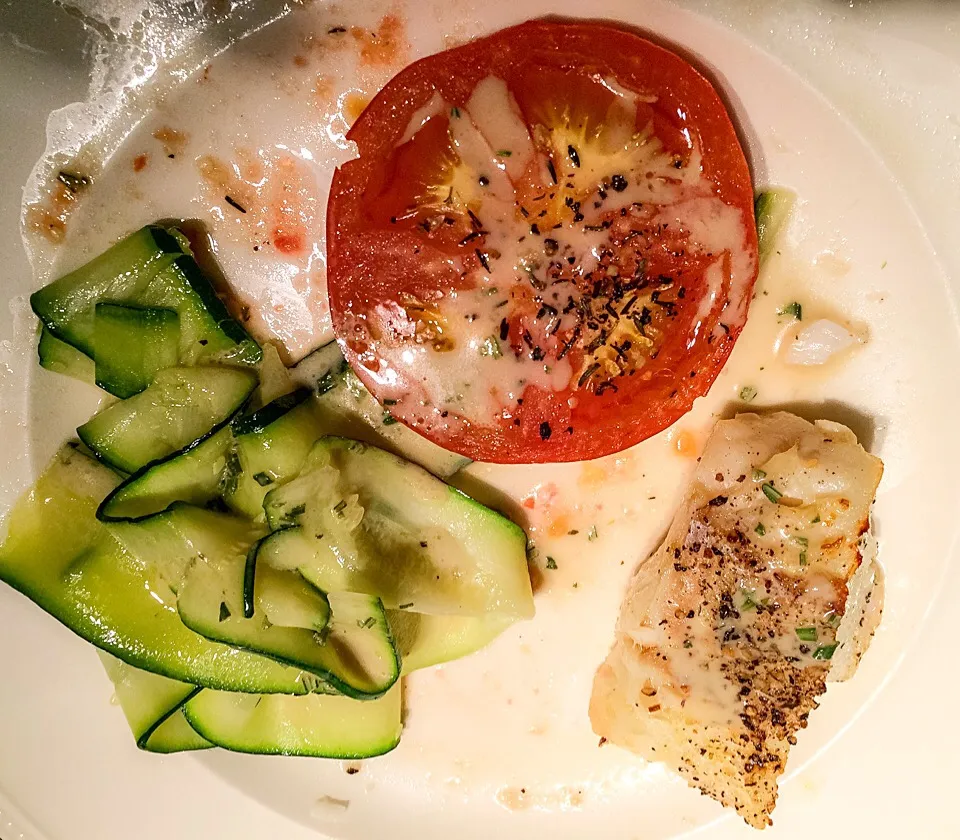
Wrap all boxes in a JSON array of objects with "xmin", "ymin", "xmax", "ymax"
[
  {"xmin": 37, "ymin": 327, "xmax": 95, "ymax": 383},
  {"xmin": 224, "ymin": 389, "xmax": 324, "ymax": 520},
  {"xmin": 184, "ymin": 683, "xmax": 402, "ymax": 758},
  {"xmin": 145, "ymin": 707, "xmax": 214, "ymax": 753},
  {"xmin": 0, "ymin": 447, "xmax": 308, "ymax": 694},
  {"xmin": 162, "ymin": 507, "xmax": 398, "ymax": 699},
  {"xmin": 97, "ymin": 426, "xmax": 233, "ymax": 522},
  {"xmin": 77, "ymin": 365, "xmax": 257, "ymax": 474},
  {"xmin": 30, "ymin": 225, "xmax": 187, "ymax": 358},
  {"xmin": 387, "ymin": 609, "xmax": 515, "ymax": 674},
  {"xmin": 98, "ymin": 652, "xmax": 212, "ymax": 753},
  {"xmin": 292, "ymin": 344, "xmax": 471, "ymax": 479},
  {"xmin": 92, "ymin": 303, "xmax": 181, "ymax": 399},
  {"xmin": 262, "ymin": 438, "xmax": 534, "ymax": 619}
]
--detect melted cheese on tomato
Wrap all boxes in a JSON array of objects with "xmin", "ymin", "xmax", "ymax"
[{"xmin": 364, "ymin": 74, "xmax": 755, "ymax": 434}]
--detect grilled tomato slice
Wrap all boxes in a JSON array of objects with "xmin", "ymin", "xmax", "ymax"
[{"xmin": 327, "ymin": 20, "xmax": 758, "ymax": 463}]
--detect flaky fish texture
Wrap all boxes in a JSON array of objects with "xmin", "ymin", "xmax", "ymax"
[{"xmin": 590, "ymin": 412, "xmax": 883, "ymax": 829}]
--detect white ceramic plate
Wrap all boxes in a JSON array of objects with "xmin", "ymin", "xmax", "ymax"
[{"xmin": 2, "ymin": 2, "xmax": 960, "ymax": 838}]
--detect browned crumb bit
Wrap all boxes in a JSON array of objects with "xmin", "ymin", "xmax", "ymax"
[
  {"xmin": 25, "ymin": 169, "xmax": 91, "ymax": 244},
  {"xmin": 152, "ymin": 126, "xmax": 188, "ymax": 159}
]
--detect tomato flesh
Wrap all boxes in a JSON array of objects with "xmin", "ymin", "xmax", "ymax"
[{"xmin": 326, "ymin": 20, "xmax": 758, "ymax": 463}]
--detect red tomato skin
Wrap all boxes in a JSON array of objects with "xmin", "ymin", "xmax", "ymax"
[{"xmin": 327, "ymin": 19, "xmax": 758, "ymax": 463}]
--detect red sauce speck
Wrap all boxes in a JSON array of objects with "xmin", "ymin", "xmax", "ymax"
[
  {"xmin": 273, "ymin": 229, "xmax": 306, "ymax": 254},
  {"xmin": 351, "ymin": 13, "xmax": 408, "ymax": 66},
  {"xmin": 133, "ymin": 154, "xmax": 148, "ymax": 172}
]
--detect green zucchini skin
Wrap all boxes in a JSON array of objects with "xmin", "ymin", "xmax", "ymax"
[
  {"xmin": 291, "ymin": 343, "xmax": 472, "ymax": 479},
  {"xmin": 98, "ymin": 652, "xmax": 212, "ymax": 753},
  {"xmin": 231, "ymin": 387, "xmax": 313, "ymax": 436},
  {"xmin": 37, "ymin": 327, "xmax": 95, "ymax": 382},
  {"xmin": 77, "ymin": 365, "xmax": 257, "ymax": 474},
  {"xmin": 30, "ymin": 224, "xmax": 260, "ymax": 384},
  {"xmin": 184, "ymin": 683, "xmax": 403, "ymax": 759},
  {"xmin": 96, "ymin": 426, "xmax": 233, "ymax": 523},
  {"xmin": 224, "ymin": 390, "xmax": 324, "ymax": 521},
  {"xmin": 30, "ymin": 225, "xmax": 187, "ymax": 357},
  {"xmin": 755, "ymin": 187, "xmax": 797, "ymax": 263},
  {"xmin": 93, "ymin": 303, "xmax": 181, "ymax": 398}
]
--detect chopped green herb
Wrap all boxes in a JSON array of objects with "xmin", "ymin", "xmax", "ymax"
[
  {"xmin": 795, "ymin": 626, "xmax": 818, "ymax": 642},
  {"xmin": 761, "ymin": 482, "xmax": 782, "ymax": 503},
  {"xmin": 545, "ymin": 556, "xmax": 558, "ymax": 570},
  {"xmin": 752, "ymin": 468, "xmax": 767, "ymax": 481},
  {"xmin": 219, "ymin": 448, "xmax": 242, "ymax": 496},
  {"xmin": 812, "ymin": 643, "xmax": 838, "ymax": 661},
  {"xmin": 57, "ymin": 170, "xmax": 91, "ymax": 193},
  {"xmin": 792, "ymin": 535, "xmax": 809, "ymax": 547},
  {"xmin": 316, "ymin": 372, "xmax": 337, "ymax": 396},
  {"xmin": 479, "ymin": 335, "xmax": 503, "ymax": 359},
  {"xmin": 779, "ymin": 301, "xmax": 803, "ymax": 320},
  {"xmin": 450, "ymin": 106, "xmax": 461, "ymax": 118},
  {"xmin": 397, "ymin": 602, "xmax": 414, "ymax": 610},
  {"xmin": 824, "ymin": 611, "xmax": 842, "ymax": 628},
  {"xmin": 739, "ymin": 385, "xmax": 758, "ymax": 403},
  {"xmin": 253, "ymin": 471, "xmax": 274, "ymax": 487},
  {"xmin": 578, "ymin": 362, "xmax": 600, "ymax": 387},
  {"xmin": 333, "ymin": 499, "xmax": 347, "ymax": 514},
  {"xmin": 383, "ymin": 398, "xmax": 398, "ymax": 406},
  {"xmin": 382, "ymin": 411, "xmax": 398, "ymax": 426},
  {"xmin": 812, "ymin": 514, "xmax": 821, "ymax": 523},
  {"xmin": 357, "ymin": 616, "xmax": 376, "ymax": 630},
  {"xmin": 587, "ymin": 525, "xmax": 598, "ymax": 542},
  {"xmin": 880, "ymin": 259, "xmax": 887, "ymax": 269},
  {"xmin": 218, "ymin": 602, "xmax": 232, "ymax": 622},
  {"xmin": 495, "ymin": 149, "xmax": 512, "ymax": 157},
  {"xmin": 288, "ymin": 503, "xmax": 306, "ymax": 518},
  {"xmin": 755, "ymin": 522, "xmax": 766, "ymax": 536},
  {"xmin": 572, "ymin": 582, "xmax": 579, "ymax": 589},
  {"xmin": 799, "ymin": 551, "xmax": 808, "ymax": 566},
  {"xmin": 683, "ymin": 639, "xmax": 693, "ymax": 649}
]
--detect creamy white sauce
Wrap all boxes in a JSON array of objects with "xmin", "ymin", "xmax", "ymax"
[
  {"xmin": 652, "ymin": 195, "xmax": 757, "ymax": 336},
  {"xmin": 375, "ymin": 73, "xmax": 755, "ymax": 434},
  {"xmin": 464, "ymin": 76, "xmax": 535, "ymax": 181},
  {"xmin": 398, "ymin": 92, "xmax": 448, "ymax": 145}
]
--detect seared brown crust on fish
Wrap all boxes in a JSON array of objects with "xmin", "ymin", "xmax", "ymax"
[{"xmin": 590, "ymin": 412, "xmax": 883, "ymax": 828}]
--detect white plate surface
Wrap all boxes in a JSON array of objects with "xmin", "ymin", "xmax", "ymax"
[{"xmin": 1, "ymin": 2, "xmax": 959, "ymax": 839}]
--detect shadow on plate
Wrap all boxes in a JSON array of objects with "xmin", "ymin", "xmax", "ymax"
[{"xmin": 713, "ymin": 397, "xmax": 883, "ymax": 452}]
